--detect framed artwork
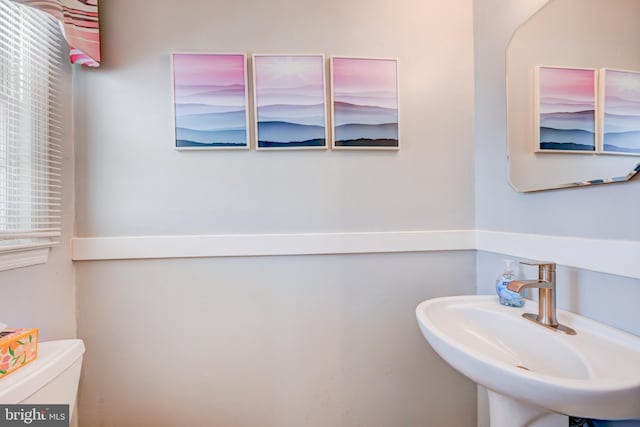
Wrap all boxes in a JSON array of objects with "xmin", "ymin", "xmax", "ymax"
[
  {"xmin": 330, "ymin": 56, "xmax": 399, "ymax": 150},
  {"xmin": 252, "ymin": 54, "xmax": 328, "ymax": 150},
  {"xmin": 600, "ymin": 68, "xmax": 640, "ymax": 156},
  {"xmin": 535, "ymin": 66, "xmax": 597, "ymax": 153},
  {"xmin": 172, "ymin": 53, "xmax": 249, "ymax": 150}
]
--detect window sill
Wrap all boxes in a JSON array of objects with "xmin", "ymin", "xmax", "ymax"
[{"xmin": 0, "ymin": 247, "xmax": 50, "ymax": 272}]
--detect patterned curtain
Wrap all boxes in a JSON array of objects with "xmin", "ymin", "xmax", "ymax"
[{"xmin": 11, "ymin": 0, "xmax": 101, "ymax": 67}]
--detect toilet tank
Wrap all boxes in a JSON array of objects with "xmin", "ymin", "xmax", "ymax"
[{"xmin": 0, "ymin": 339, "xmax": 85, "ymax": 415}]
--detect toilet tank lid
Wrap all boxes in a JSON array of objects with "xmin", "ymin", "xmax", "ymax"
[{"xmin": 0, "ymin": 339, "xmax": 85, "ymax": 404}]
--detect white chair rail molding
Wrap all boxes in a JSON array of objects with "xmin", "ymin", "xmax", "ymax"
[{"xmin": 71, "ymin": 229, "xmax": 640, "ymax": 280}]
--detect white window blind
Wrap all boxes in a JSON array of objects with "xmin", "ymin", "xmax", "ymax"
[{"xmin": 0, "ymin": 0, "xmax": 63, "ymax": 256}]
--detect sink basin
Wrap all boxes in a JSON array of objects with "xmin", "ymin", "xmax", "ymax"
[{"xmin": 416, "ymin": 295, "xmax": 640, "ymax": 420}]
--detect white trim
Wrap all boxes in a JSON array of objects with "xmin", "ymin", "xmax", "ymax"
[
  {"xmin": 71, "ymin": 230, "xmax": 475, "ymax": 260},
  {"xmin": 475, "ymin": 230, "xmax": 640, "ymax": 279},
  {"xmin": 71, "ymin": 230, "xmax": 640, "ymax": 280},
  {"xmin": 0, "ymin": 247, "xmax": 50, "ymax": 272}
]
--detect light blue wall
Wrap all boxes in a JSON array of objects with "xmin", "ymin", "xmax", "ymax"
[
  {"xmin": 473, "ymin": 2, "xmax": 640, "ymax": 424},
  {"xmin": 73, "ymin": 0, "xmax": 479, "ymax": 426},
  {"xmin": 73, "ymin": 0, "xmax": 475, "ymax": 237}
]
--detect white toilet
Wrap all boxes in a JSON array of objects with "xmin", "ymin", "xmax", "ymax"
[{"xmin": 0, "ymin": 339, "xmax": 85, "ymax": 419}]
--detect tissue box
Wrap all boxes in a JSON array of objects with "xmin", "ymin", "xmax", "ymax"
[{"xmin": 0, "ymin": 328, "xmax": 38, "ymax": 379}]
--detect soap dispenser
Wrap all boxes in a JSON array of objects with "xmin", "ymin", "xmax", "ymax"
[{"xmin": 495, "ymin": 259, "xmax": 524, "ymax": 307}]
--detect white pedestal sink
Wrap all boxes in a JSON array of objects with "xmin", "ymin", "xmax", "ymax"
[
  {"xmin": 487, "ymin": 390, "xmax": 566, "ymax": 427},
  {"xmin": 416, "ymin": 296, "xmax": 640, "ymax": 427}
]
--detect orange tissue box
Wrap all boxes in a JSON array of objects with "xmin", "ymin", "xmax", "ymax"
[{"xmin": 0, "ymin": 328, "xmax": 38, "ymax": 379}]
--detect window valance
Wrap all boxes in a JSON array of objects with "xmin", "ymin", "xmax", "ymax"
[{"xmin": 11, "ymin": 0, "xmax": 101, "ymax": 67}]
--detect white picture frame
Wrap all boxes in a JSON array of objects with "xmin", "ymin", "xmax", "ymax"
[
  {"xmin": 252, "ymin": 53, "xmax": 328, "ymax": 150},
  {"xmin": 171, "ymin": 52, "xmax": 250, "ymax": 150},
  {"xmin": 534, "ymin": 65, "xmax": 597, "ymax": 154},
  {"xmin": 330, "ymin": 56, "xmax": 400, "ymax": 150}
]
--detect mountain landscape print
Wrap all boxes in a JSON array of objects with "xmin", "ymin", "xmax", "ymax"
[
  {"xmin": 601, "ymin": 69, "xmax": 640, "ymax": 155},
  {"xmin": 536, "ymin": 66, "xmax": 596, "ymax": 152},
  {"xmin": 331, "ymin": 57, "xmax": 399, "ymax": 149},
  {"xmin": 253, "ymin": 55, "xmax": 327, "ymax": 149},
  {"xmin": 173, "ymin": 53, "xmax": 249, "ymax": 149}
]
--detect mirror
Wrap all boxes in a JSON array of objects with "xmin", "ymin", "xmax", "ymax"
[{"xmin": 506, "ymin": 0, "xmax": 640, "ymax": 192}]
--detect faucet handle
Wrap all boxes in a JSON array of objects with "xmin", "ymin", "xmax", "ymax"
[
  {"xmin": 520, "ymin": 260, "xmax": 556, "ymax": 282},
  {"xmin": 520, "ymin": 260, "xmax": 556, "ymax": 270}
]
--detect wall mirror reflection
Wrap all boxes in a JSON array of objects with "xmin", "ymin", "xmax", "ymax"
[{"xmin": 506, "ymin": 0, "xmax": 640, "ymax": 192}]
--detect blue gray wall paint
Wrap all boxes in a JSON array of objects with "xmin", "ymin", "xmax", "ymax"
[{"xmin": 73, "ymin": 0, "xmax": 478, "ymax": 426}]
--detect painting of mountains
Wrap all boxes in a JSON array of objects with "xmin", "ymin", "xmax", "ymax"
[
  {"xmin": 172, "ymin": 53, "xmax": 249, "ymax": 149},
  {"xmin": 601, "ymin": 69, "xmax": 640, "ymax": 155},
  {"xmin": 331, "ymin": 57, "xmax": 399, "ymax": 150},
  {"xmin": 536, "ymin": 66, "xmax": 596, "ymax": 152},
  {"xmin": 253, "ymin": 55, "xmax": 327, "ymax": 149}
]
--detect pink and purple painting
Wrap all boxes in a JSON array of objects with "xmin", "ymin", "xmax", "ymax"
[
  {"xmin": 172, "ymin": 53, "xmax": 249, "ymax": 149},
  {"xmin": 536, "ymin": 66, "xmax": 596, "ymax": 152},
  {"xmin": 252, "ymin": 54, "xmax": 327, "ymax": 149},
  {"xmin": 331, "ymin": 57, "xmax": 399, "ymax": 149},
  {"xmin": 601, "ymin": 69, "xmax": 640, "ymax": 155}
]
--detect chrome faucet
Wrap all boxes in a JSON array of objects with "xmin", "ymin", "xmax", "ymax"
[{"xmin": 507, "ymin": 261, "xmax": 576, "ymax": 335}]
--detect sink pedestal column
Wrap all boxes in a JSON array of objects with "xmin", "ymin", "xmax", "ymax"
[{"xmin": 488, "ymin": 390, "xmax": 567, "ymax": 427}]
